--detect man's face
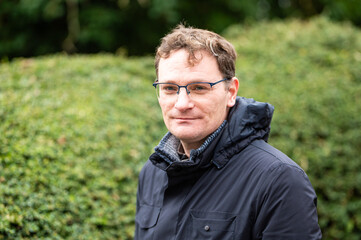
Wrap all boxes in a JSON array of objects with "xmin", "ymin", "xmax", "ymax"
[{"xmin": 157, "ymin": 49, "xmax": 238, "ymax": 150}]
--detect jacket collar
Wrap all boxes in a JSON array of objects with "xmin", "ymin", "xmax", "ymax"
[
  {"xmin": 150, "ymin": 121, "xmax": 226, "ymax": 177},
  {"xmin": 150, "ymin": 97, "xmax": 274, "ymax": 175}
]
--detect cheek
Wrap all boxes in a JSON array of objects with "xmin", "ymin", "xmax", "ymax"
[
  {"xmin": 199, "ymin": 97, "xmax": 226, "ymax": 115},
  {"xmin": 209, "ymin": 100, "xmax": 229, "ymax": 120},
  {"xmin": 159, "ymin": 101, "xmax": 172, "ymax": 117},
  {"xmin": 203, "ymin": 105, "xmax": 221, "ymax": 121}
]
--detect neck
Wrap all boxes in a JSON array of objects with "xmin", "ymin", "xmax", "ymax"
[{"xmin": 180, "ymin": 140, "xmax": 203, "ymax": 157}]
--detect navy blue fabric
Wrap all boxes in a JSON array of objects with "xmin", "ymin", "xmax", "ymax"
[{"xmin": 135, "ymin": 97, "xmax": 322, "ymax": 240}]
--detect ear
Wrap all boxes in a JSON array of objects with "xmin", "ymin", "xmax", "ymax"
[{"xmin": 227, "ymin": 77, "xmax": 239, "ymax": 107}]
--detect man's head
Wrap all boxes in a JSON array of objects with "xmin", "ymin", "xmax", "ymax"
[
  {"xmin": 155, "ymin": 24, "xmax": 237, "ymax": 79},
  {"xmin": 155, "ymin": 25, "xmax": 239, "ymax": 155}
]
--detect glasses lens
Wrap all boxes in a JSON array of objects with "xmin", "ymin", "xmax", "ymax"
[
  {"xmin": 155, "ymin": 83, "xmax": 178, "ymax": 99},
  {"xmin": 155, "ymin": 82, "xmax": 215, "ymax": 100},
  {"xmin": 188, "ymin": 83, "xmax": 212, "ymax": 97},
  {"xmin": 155, "ymin": 84, "xmax": 160, "ymax": 98}
]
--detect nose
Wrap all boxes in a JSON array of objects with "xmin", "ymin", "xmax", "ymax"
[{"xmin": 174, "ymin": 88, "xmax": 194, "ymax": 111}]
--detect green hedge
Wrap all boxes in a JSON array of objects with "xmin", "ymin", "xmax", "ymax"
[
  {"xmin": 0, "ymin": 55, "xmax": 165, "ymax": 239},
  {"xmin": 0, "ymin": 17, "xmax": 360, "ymax": 239}
]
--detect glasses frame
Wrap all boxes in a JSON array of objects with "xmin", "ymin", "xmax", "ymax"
[{"xmin": 152, "ymin": 78, "xmax": 231, "ymax": 97}]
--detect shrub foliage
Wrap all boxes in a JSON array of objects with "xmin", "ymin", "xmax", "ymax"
[
  {"xmin": 0, "ymin": 55, "xmax": 165, "ymax": 239},
  {"xmin": 0, "ymin": 17, "xmax": 360, "ymax": 239}
]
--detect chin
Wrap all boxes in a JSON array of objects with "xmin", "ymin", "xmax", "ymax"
[
  {"xmin": 173, "ymin": 131, "xmax": 205, "ymax": 143},
  {"xmin": 174, "ymin": 132, "xmax": 198, "ymax": 141}
]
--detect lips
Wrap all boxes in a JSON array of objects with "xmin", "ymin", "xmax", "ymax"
[
  {"xmin": 175, "ymin": 117, "xmax": 196, "ymax": 120},
  {"xmin": 172, "ymin": 117, "xmax": 199, "ymax": 124}
]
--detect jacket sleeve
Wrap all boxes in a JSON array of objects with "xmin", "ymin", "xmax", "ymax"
[{"xmin": 253, "ymin": 163, "xmax": 322, "ymax": 240}]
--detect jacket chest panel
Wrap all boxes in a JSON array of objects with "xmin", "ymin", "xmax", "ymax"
[{"xmin": 166, "ymin": 167, "xmax": 254, "ymax": 239}]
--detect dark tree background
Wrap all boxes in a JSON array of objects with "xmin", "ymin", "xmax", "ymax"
[{"xmin": 0, "ymin": 0, "xmax": 360, "ymax": 59}]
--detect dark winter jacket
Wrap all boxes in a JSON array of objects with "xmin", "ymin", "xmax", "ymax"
[{"xmin": 135, "ymin": 97, "xmax": 322, "ymax": 240}]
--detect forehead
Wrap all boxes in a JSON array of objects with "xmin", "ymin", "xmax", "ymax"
[{"xmin": 158, "ymin": 49, "xmax": 222, "ymax": 82}]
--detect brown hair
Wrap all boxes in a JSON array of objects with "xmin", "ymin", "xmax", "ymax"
[{"xmin": 155, "ymin": 24, "xmax": 237, "ymax": 79}]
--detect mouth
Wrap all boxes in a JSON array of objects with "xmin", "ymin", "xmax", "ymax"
[
  {"xmin": 175, "ymin": 117, "xmax": 196, "ymax": 120},
  {"xmin": 173, "ymin": 117, "xmax": 198, "ymax": 122}
]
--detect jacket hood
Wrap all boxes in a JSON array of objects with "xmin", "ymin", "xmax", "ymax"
[
  {"xmin": 212, "ymin": 96, "xmax": 274, "ymax": 168},
  {"xmin": 149, "ymin": 96, "xmax": 274, "ymax": 175}
]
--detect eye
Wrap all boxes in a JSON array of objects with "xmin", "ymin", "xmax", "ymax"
[
  {"xmin": 189, "ymin": 83, "xmax": 211, "ymax": 93},
  {"xmin": 160, "ymin": 84, "xmax": 178, "ymax": 93}
]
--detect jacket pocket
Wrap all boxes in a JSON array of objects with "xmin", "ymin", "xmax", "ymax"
[
  {"xmin": 188, "ymin": 210, "xmax": 236, "ymax": 240},
  {"xmin": 135, "ymin": 204, "xmax": 161, "ymax": 239}
]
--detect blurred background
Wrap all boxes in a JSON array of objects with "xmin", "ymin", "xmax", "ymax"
[
  {"xmin": 1, "ymin": 0, "xmax": 360, "ymax": 59},
  {"xmin": 1, "ymin": 1, "xmax": 361, "ymax": 240}
]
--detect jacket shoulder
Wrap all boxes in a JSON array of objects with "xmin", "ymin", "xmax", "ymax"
[
  {"xmin": 243, "ymin": 141, "xmax": 321, "ymax": 239},
  {"xmin": 248, "ymin": 139, "xmax": 306, "ymax": 175},
  {"xmin": 232, "ymin": 139, "xmax": 316, "ymax": 203}
]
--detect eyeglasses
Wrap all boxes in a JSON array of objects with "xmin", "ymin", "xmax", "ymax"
[{"xmin": 153, "ymin": 78, "xmax": 230, "ymax": 100}]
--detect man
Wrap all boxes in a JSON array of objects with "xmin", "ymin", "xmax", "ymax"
[{"xmin": 135, "ymin": 25, "xmax": 322, "ymax": 240}]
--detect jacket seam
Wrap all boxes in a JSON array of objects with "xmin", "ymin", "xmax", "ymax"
[{"xmin": 249, "ymin": 141, "xmax": 306, "ymax": 175}]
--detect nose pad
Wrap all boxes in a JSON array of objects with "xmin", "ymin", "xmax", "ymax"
[
  {"xmin": 176, "ymin": 87, "xmax": 191, "ymax": 98},
  {"xmin": 175, "ymin": 87, "xmax": 194, "ymax": 109},
  {"xmin": 177, "ymin": 86, "xmax": 190, "ymax": 95}
]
